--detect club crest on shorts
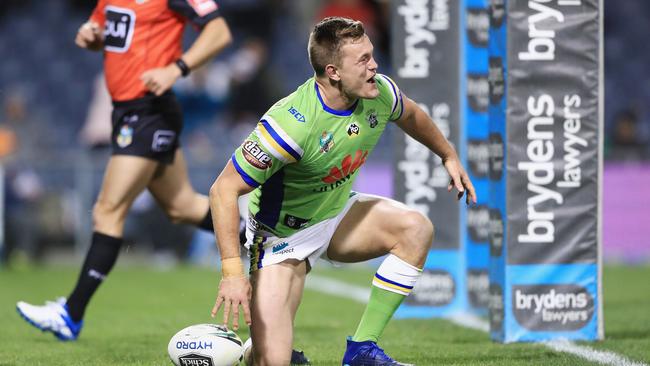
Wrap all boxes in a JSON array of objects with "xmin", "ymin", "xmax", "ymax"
[
  {"xmin": 347, "ymin": 123, "xmax": 360, "ymax": 138},
  {"xmin": 116, "ymin": 125, "xmax": 133, "ymax": 148},
  {"xmin": 366, "ymin": 109, "xmax": 378, "ymax": 128},
  {"xmin": 319, "ymin": 131, "xmax": 334, "ymax": 153}
]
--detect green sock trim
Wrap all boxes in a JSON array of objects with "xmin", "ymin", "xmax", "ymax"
[{"xmin": 352, "ymin": 286, "xmax": 405, "ymax": 342}]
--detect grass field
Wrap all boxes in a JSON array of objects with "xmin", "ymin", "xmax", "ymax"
[{"xmin": 1, "ymin": 264, "xmax": 648, "ymax": 365}]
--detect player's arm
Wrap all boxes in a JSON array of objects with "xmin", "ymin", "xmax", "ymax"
[
  {"xmin": 209, "ymin": 161, "xmax": 254, "ymax": 330},
  {"xmin": 394, "ymin": 96, "xmax": 477, "ymax": 205},
  {"xmin": 141, "ymin": 17, "xmax": 232, "ymax": 96}
]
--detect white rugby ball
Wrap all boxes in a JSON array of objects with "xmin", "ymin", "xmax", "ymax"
[{"xmin": 168, "ymin": 324, "xmax": 243, "ymax": 366}]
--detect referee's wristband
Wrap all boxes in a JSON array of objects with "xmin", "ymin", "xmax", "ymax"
[{"xmin": 174, "ymin": 58, "xmax": 191, "ymax": 77}]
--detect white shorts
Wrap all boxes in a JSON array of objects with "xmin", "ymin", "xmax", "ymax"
[{"xmin": 245, "ymin": 192, "xmax": 368, "ymax": 272}]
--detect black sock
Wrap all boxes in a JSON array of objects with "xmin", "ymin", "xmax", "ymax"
[
  {"xmin": 66, "ymin": 232, "xmax": 122, "ymax": 322},
  {"xmin": 197, "ymin": 209, "xmax": 213, "ymax": 231}
]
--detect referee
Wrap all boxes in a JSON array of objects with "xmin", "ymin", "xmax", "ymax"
[{"xmin": 17, "ymin": 0, "xmax": 229, "ymax": 340}]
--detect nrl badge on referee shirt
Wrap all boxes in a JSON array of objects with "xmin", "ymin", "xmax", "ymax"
[{"xmin": 117, "ymin": 125, "xmax": 133, "ymax": 148}]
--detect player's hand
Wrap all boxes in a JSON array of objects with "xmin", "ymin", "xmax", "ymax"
[
  {"xmin": 140, "ymin": 64, "xmax": 182, "ymax": 96},
  {"xmin": 211, "ymin": 275, "xmax": 252, "ymax": 331},
  {"xmin": 75, "ymin": 21, "xmax": 103, "ymax": 51},
  {"xmin": 443, "ymin": 156, "xmax": 477, "ymax": 205}
]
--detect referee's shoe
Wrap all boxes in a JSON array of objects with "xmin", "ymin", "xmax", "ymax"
[{"xmin": 16, "ymin": 297, "xmax": 83, "ymax": 341}]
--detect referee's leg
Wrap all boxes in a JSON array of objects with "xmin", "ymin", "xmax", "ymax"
[
  {"xmin": 67, "ymin": 155, "xmax": 158, "ymax": 323},
  {"xmin": 148, "ymin": 149, "xmax": 212, "ymax": 229}
]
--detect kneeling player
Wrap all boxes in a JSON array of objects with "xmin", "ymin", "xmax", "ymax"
[{"xmin": 209, "ymin": 17, "xmax": 476, "ymax": 366}]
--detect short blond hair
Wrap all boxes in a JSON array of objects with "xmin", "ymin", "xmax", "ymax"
[{"xmin": 308, "ymin": 17, "xmax": 366, "ymax": 76}]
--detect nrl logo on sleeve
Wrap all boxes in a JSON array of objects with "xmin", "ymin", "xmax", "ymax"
[
  {"xmin": 366, "ymin": 109, "xmax": 379, "ymax": 128},
  {"xmin": 243, "ymin": 140, "xmax": 272, "ymax": 169}
]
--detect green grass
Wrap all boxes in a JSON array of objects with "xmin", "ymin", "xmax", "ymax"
[{"xmin": 0, "ymin": 264, "xmax": 648, "ymax": 365}]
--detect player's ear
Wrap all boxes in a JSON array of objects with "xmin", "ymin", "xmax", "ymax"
[{"xmin": 325, "ymin": 64, "xmax": 340, "ymax": 82}]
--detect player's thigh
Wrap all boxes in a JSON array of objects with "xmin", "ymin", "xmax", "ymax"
[
  {"xmin": 96, "ymin": 155, "xmax": 158, "ymax": 211},
  {"xmin": 327, "ymin": 195, "xmax": 421, "ymax": 263},
  {"xmin": 147, "ymin": 149, "xmax": 208, "ymax": 219},
  {"xmin": 250, "ymin": 260, "xmax": 306, "ymax": 361}
]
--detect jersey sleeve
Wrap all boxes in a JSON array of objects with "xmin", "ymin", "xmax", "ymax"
[
  {"xmin": 168, "ymin": 0, "xmax": 221, "ymax": 28},
  {"xmin": 376, "ymin": 74, "xmax": 405, "ymax": 121},
  {"xmin": 232, "ymin": 111, "xmax": 305, "ymax": 188},
  {"xmin": 89, "ymin": 0, "xmax": 106, "ymax": 25}
]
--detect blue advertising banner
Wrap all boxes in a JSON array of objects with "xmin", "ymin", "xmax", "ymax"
[
  {"xmin": 488, "ymin": 0, "xmax": 603, "ymax": 342},
  {"xmin": 463, "ymin": 0, "xmax": 491, "ymax": 314},
  {"xmin": 391, "ymin": 0, "xmax": 467, "ymax": 317}
]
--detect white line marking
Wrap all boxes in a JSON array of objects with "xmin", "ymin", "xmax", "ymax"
[
  {"xmin": 306, "ymin": 275, "xmax": 648, "ymax": 366},
  {"xmin": 545, "ymin": 340, "xmax": 647, "ymax": 366}
]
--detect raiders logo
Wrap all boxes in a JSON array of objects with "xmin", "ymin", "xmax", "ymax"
[
  {"xmin": 243, "ymin": 140, "xmax": 272, "ymax": 169},
  {"xmin": 104, "ymin": 6, "xmax": 136, "ymax": 53},
  {"xmin": 347, "ymin": 123, "xmax": 360, "ymax": 137}
]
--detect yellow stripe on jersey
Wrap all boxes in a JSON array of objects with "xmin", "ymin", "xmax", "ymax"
[{"xmin": 256, "ymin": 123, "xmax": 296, "ymax": 163}]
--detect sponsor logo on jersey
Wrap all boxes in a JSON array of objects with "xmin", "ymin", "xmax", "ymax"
[
  {"xmin": 366, "ymin": 109, "xmax": 379, "ymax": 128},
  {"xmin": 319, "ymin": 131, "xmax": 335, "ymax": 153},
  {"xmin": 288, "ymin": 106, "xmax": 306, "ymax": 122},
  {"xmin": 178, "ymin": 353, "xmax": 213, "ymax": 366},
  {"xmin": 152, "ymin": 130, "xmax": 176, "ymax": 152},
  {"xmin": 116, "ymin": 125, "xmax": 133, "ymax": 148},
  {"xmin": 186, "ymin": 0, "xmax": 218, "ymax": 17},
  {"xmin": 316, "ymin": 150, "xmax": 369, "ymax": 192},
  {"xmin": 104, "ymin": 6, "xmax": 136, "ymax": 53},
  {"xmin": 347, "ymin": 123, "xmax": 360, "ymax": 137},
  {"xmin": 242, "ymin": 140, "xmax": 272, "ymax": 169},
  {"xmin": 272, "ymin": 242, "xmax": 289, "ymax": 253}
]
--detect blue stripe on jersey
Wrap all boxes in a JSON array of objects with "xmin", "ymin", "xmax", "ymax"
[
  {"xmin": 260, "ymin": 119, "xmax": 302, "ymax": 161},
  {"xmin": 231, "ymin": 154, "xmax": 260, "ymax": 188},
  {"xmin": 314, "ymin": 83, "xmax": 358, "ymax": 116},
  {"xmin": 379, "ymin": 74, "xmax": 399, "ymax": 116},
  {"xmin": 374, "ymin": 273, "xmax": 414, "ymax": 290},
  {"xmin": 254, "ymin": 168, "xmax": 285, "ymax": 230},
  {"xmin": 396, "ymin": 91, "xmax": 405, "ymax": 120}
]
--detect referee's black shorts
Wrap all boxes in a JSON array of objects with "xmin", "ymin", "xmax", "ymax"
[{"xmin": 111, "ymin": 91, "xmax": 183, "ymax": 164}]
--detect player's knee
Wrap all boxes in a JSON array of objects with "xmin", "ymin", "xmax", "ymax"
[{"xmin": 400, "ymin": 211, "xmax": 434, "ymax": 253}]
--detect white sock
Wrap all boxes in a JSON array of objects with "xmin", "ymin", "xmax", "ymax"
[{"xmin": 372, "ymin": 254, "xmax": 422, "ymax": 296}]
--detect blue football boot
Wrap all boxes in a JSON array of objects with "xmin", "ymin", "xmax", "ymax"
[{"xmin": 342, "ymin": 337, "xmax": 413, "ymax": 366}]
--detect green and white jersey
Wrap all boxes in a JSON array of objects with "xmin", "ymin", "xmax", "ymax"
[{"xmin": 232, "ymin": 74, "xmax": 404, "ymax": 237}]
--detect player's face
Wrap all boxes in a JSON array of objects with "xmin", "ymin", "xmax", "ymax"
[{"xmin": 336, "ymin": 35, "xmax": 379, "ymax": 99}]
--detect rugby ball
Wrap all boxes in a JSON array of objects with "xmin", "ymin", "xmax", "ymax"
[{"xmin": 168, "ymin": 324, "xmax": 243, "ymax": 366}]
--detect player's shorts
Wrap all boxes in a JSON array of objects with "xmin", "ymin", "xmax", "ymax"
[
  {"xmin": 111, "ymin": 91, "xmax": 183, "ymax": 164},
  {"xmin": 245, "ymin": 192, "xmax": 368, "ymax": 272}
]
